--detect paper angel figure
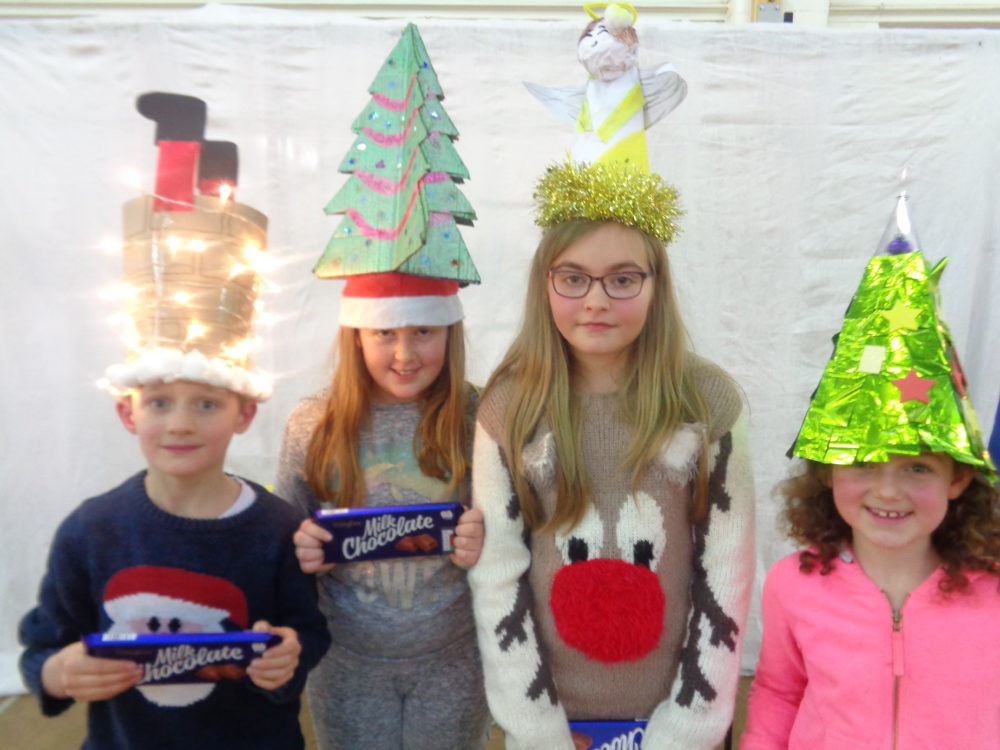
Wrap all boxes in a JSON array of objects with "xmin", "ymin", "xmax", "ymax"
[{"xmin": 525, "ymin": 2, "xmax": 687, "ymax": 171}]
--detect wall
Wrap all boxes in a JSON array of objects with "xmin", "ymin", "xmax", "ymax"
[{"xmin": 1, "ymin": 4, "xmax": 998, "ymax": 694}]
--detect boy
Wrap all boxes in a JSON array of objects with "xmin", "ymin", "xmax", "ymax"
[
  {"xmin": 19, "ymin": 92, "xmax": 330, "ymax": 748},
  {"xmin": 20, "ymin": 378, "xmax": 330, "ymax": 749}
]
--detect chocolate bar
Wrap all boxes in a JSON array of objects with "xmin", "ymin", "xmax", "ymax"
[
  {"xmin": 313, "ymin": 502, "xmax": 462, "ymax": 563},
  {"xmin": 84, "ymin": 631, "xmax": 281, "ymax": 685},
  {"xmin": 569, "ymin": 720, "xmax": 647, "ymax": 750}
]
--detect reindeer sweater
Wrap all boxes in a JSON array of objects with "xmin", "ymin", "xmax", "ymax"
[{"xmin": 467, "ymin": 356, "xmax": 754, "ymax": 750}]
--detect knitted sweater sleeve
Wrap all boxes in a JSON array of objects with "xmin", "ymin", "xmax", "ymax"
[
  {"xmin": 18, "ymin": 512, "xmax": 93, "ymax": 716},
  {"xmin": 739, "ymin": 556, "xmax": 805, "ymax": 750},
  {"xmin": 466, "ymin": 420, "xmax": 575, "ymax": 750},
  {"xmin": 274, "ymin": 396, "xmax": 322, "ymax": 517},
  {"xmin": 644, "ymin": 410, "xmax": 756, "ymax": 749},
  {"xmin": 248, "ymin": 492, "xmax": 332, "ymax": 706}
]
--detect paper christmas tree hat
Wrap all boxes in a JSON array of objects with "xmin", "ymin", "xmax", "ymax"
[
  {"xmin": 313, "ymin": 24, "xmax": 479, "ymax": 329},
  {"xmin": 528, "ymin": 3, "xmax": 686, "ymax": 242},
  {"xmin": 103, "ymin": 93, "xmax": 272, "ymax": 402},
  {"xmin": 790, "ymin": 192, "xmax": 996, "ymax": 481}
]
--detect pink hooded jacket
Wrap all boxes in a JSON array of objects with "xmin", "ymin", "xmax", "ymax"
[{"xmin": 742, "ymin": 552, "xmax": 1000, "ymax": 750}]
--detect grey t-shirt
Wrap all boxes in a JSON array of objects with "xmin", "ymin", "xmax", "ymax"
[{"xmin": 275, "ymin": 392, "xmax": 475, "ymax": 659}]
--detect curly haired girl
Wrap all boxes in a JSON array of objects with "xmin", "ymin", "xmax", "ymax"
[
  {"xmin": 742, "ymin": 455, "xmax": 999, "ymax": 750},
  {"xmin": 743, "ymin": 197, "xmax": 1000, "ymax": 749}
]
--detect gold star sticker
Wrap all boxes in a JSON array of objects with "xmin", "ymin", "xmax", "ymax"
[{"xmin": 880, "ymin": 301, "xmax": 921, "ymax": 331}]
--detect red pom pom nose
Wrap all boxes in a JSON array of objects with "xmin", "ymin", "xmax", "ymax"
[{"xmin": 549, "ymin": 558, "xmax": 664, "ymax": 663}]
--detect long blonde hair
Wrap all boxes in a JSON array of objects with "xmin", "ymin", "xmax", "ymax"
[
  {"xmin": 485, "ymin": 220, "xmax": 710, "ymax": 532},
  {"xmin": 304, "ymin": 323, "xmax": 470, "ymax": 507}
]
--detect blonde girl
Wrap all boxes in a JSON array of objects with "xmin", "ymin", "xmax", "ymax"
[{"xmin": 469, "ymin": 205, "xmax": 755, "ymax": 750}]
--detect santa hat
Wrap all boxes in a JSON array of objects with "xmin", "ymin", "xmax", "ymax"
[
  {"xmin": 104, "ymin": 565, "xmax": 249, "ymax": 629},
  {"xmin": 102, "ymin": 93, "xmax": 272, "ymax": 402},
  {"xmin": 790, "ymin": 192, "xmax": 996, "ymax": 481},
  {"xmin": 338, "ymin": 272, "xmax": 462, "ymax": 329},
  {"xmin": 312, "ymin": 25, "xmax": 479, "ymax": 323}
]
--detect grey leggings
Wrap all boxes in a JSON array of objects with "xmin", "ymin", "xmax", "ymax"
[{"xmin": 307, "ymin": 632, "xmax": 490, "ymax": 750}]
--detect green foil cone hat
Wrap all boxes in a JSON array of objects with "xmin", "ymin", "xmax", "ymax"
[{"xmin": 790, "ymin": 192, "xmax": 996, "ymax": 482}]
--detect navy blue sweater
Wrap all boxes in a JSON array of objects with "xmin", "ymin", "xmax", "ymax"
[{"xmin": 19, "ymin": 472, "xmax": 331, "ymax": 750}]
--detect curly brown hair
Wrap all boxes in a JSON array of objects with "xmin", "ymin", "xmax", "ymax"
[{"xmin": 780, "ymin": 459, "xmax": 1000, "ymax": 594}]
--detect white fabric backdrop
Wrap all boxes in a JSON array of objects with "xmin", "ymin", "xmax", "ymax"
[{"xmin": 1, "ymin": 5, "xmax": 998, "ymax": 695}]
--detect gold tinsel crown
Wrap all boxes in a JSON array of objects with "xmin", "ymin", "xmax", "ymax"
[{"xmin": 533, "ymin": 160, "xmax": 682, "ymax": 243}]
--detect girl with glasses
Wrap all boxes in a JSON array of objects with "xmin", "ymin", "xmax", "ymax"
[{"xmin": 467, "ymin": 161, "xmax": 755, "ymax": 749}]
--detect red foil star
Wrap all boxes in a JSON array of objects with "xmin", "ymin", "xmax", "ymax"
[
  {"xmin": 892, "ymin": 369, "xmax": 936, "ymax": 404},
  {"xmin": 947, "ymin": 347, "xmax": 969, "ymax": 398}
]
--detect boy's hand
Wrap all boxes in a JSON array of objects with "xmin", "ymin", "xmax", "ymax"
[
  {"xmin": 293, "ymin": 518, "xmax": 335, "ymax": 574},
  {"xmin": 42, "ymin": 641, "xmax": 143, "ymax": 702},
  {"xmin": 450, "ymin": 506, "xmax": 484, "ymax": 569},
  {"xmin": 246, "ymin": 621, "xmax": 301, "ymax": 692}
]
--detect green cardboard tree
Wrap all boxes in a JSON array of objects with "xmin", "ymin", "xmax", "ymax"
[
  {"xmin": 791, "ymin": 193, "xmax": 995, "ymax": 480},
  {"xmin": 313, "ymin": 24, "xmax": 479, "ymax": 284}
]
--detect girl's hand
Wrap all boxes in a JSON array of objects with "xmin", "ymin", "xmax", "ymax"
[
  {"xmin": 450, "ymin": 506, "xmax": 484, "ymax": 569},
  {"xmin": 246, "ymin": 621, "xmax": 301, "ymax": 691},
  {"xmin": 42, "ymin": 641, "xmax": 143, "ymax": 702},
  {"xmin": 293, "ymin": 518, "xmax": 335, "ymax": 574}
]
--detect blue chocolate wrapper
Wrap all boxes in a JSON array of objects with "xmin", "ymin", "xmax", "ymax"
[
  {"xmin": 569, "ymin": 720, "xmax": 647, "ymax": 750},
  {"xmin": 314, "ymin": 502, "xmax": 462, "ymax": 563},
  {"xmin": 84, "ymin": 631, "xmax": 281, "ymax": 685}
]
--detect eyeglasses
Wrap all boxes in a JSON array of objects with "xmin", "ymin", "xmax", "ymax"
[{"xmin": 548, "ymin": 269, "xmax": 650, "ymax": 299}]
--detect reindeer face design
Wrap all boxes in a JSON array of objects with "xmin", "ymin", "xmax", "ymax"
[{"xmin": 548, "ymin": 493, "xmax": 666, "ymax": 663}]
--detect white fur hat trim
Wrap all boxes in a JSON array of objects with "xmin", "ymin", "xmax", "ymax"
[
  {"xmin": 338, "ymin": 294, "xmax": 464, "ymax": 329},
  {"xmin": 103, "ymin": 348, "xmax": 272, "ymax": 402}
]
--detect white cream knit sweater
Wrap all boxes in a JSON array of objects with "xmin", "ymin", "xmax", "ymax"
[{"xmin": 468, "ymin": 356, "xmax": 754, "ymax": 750}]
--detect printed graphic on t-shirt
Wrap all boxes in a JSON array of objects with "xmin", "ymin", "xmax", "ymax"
[
  {"xmin": 334, "ymin": 420, "xmax": 457, "ymax": 610},
  {"xmin": 340, "ymin": 557, "xmax": 449, "ymax": 610}
]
